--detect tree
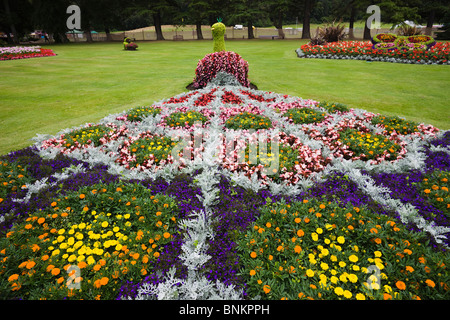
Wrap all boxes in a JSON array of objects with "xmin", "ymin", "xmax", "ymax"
[
  {"xmin": 228, "ymin": 0, "xmax": 265, "ymax": 39},
  {"xmin": 418, "ymin": 0, "xmax": 449, "ymax": 35},
  {"xmin": 186, "ymin": 0, "xmax": 211, "ymax": 40},
  {"xmin": 88, "ymin": 0, "xmax": 124, "ymax": 41},
  {"xmin": 301, "ymin": 0, "xmax": 315, "ymax": 39},
  {"xmin": 31, "ymin": 0, "xmax": 71, "ymax": 43},
  {"xmin": 129, "ymin": 0, "xmax": 178, "ymax": 40},
  {"xmin": 1, "ymin": 0, "xmax": 18, "ymax": 43},
  {"xmin": 265, "ymin": 0, "xmax": 292, "ymax": 39}
]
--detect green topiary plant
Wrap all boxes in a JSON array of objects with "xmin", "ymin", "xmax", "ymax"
[{"xmin": 211, "ymin": 21, "xmax": 226, "ymax": 52}]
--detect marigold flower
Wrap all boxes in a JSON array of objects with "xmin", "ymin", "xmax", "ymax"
[
  {"xmin": 263, "ymin": 285, "xmax": 271, "ymax": 294},
  {"xmin": 25, "ymin": 261, "xmax": 36, "ymax": 269},
  {"xmin": 396, "ymin": 281, "xmax": 406, "ymax": 290},
  {"xmin": 11, "ymin": 282, "xmax": 22, "ymax": 291},
  {"xmin": 425, "ymin": 279, "xmax": 435, "ymax": 288},
  {"xmin": 405, "ymin": 266, "xmax": 414, "ymax": 273},
  {"xmin": 250, "ymin": 251, "xmax": 257, "ymax": 258},
  {"xmin": 51, "ymin": 268, "xmax": 61, "ymax": 276},
  {"xmin": 334, "ymin": 287, "xmax": 343, "ymax": 296},
  {"xmin": 8, "ymin": 274, "xmax": 19, "ymax": 282}
]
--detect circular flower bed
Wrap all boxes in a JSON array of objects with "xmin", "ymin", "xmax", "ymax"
[
  {"xmin": 122, "ymin": 106, "xmax": 161, "ymax": 122},
  {"xmin": 41, "ymin": 123, "xmax": 128, "ymax": 154},
  {"xmin": 282, "ymin": 107, "xmax": 328, "ymax": 125},
  {"xmin": 225, "ymin": 112, "xmax": 273, "ymax": 130}
]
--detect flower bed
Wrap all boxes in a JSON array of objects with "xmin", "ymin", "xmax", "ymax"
[
  {"xmin": 1, "ymin": 84, "xmax": 449, "ymax": 300},
  {"xmin": 298, "ymin": 41, "xmax": 450, "ymax": 64},
  {"xmin": 0, "ymin": 46, "xmax": 56, "ymax": 61}
]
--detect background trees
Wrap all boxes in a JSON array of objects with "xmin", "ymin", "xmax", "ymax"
[{"xmin": 0, "ymin": 0, "xmax": 448, "ymax": 44}]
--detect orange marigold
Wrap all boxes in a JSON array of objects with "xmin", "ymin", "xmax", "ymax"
[
  {"xmin": 396, "ymin": 281, "xmax": 406, "ymax": 290},
  {"xmin": 425, "ymin": 279, "xmax": 435, "ymax": 288}
]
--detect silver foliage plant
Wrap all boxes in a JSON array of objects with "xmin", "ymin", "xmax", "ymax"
[{"xmin": 125, "ymin": 164, "xmax": 243, "ymax": 300}]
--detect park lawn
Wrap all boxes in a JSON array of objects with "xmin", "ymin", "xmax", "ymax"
[{"xmin": 0, "ymin": 39, "xmax": 449, "ymax": 156}]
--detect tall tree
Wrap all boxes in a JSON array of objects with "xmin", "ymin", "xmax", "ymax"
[
  {"xmin": 265, "ymin": 0, "xmax": 291, "ymax": 39},
  {"xmin": 418, "ymin": 0, "xmax": 448, "ymax": 35},
  {"xmin": 186, "ymin": 0, "xmax": 211, "ymax": 40},
  {"xmin": 129, "ymin": 0, "xmax": 177, "ymax": 40},
  {"xmin": 2, "ymin": 0, "xmax": 18, "ymax": 43},
  {"xmin": 301, "ymin": 0, "xmax": 315, "ymax": 39},
  {"xmin": 89, "ymin": 0, "xmax": 124, "ymax": 41},
  {"xmin": 31, "ymin": 0, "xmax": 71, "ymax": 43},
  {"xmin": 228, "ymin": 0, "xmax": 264, "ymax": 39}
]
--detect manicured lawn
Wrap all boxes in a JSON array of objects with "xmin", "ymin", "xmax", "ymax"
[{"xmin": 0, "ymin": 39, "xmax": 449, "ymax": 155}]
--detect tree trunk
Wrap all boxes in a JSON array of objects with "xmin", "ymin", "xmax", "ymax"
[
  {"xmin": 363, "ymin": 20, "xmax": 371, "ymax": 40},
  {"xmin": 153, "ymin": 11, "xmax": 165, "ymax": 40},
  {"xmin": 348, "ymin": 5, "xmax": 356, "ymax": 40},
  {"xmin": 196, "ymin": 21, "xmax": 204, "ymax": 40},
  {"xmin": 247, "ymin": 20, "xmax": 254, "ymax": 39},
  {"xmin": 85, "ymin": 21, "xmax": 93, "ymax": 43},
  {"xmin": 274, "ymin": 12, "xmax": 285, "ymax": 39},
  {"xmin": 425, "ymin": 9, "xmax": 435, "ymax": 36},
  {"xmin": 302, "ymin": 0, "xmax": 312, "ymax": 39},
  {"xmin": 54, "ymin": 32, "xmax": 69, "ymax": 43},
  {"xmin": 105, "ymin": 27, "xmax": 112, "ymax": 41},
  {"xmin": 3, "ymin": 0, "xmax": 19, "ymax": 44}
]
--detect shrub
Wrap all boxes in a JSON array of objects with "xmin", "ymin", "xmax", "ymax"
[
  {"xmin": 396, "ymin": 23, "xmax": 423, "ymax": 36},
  {"xmin": 193, "ymin": 51, "xmax": 250, "ymax": 89},
  {"xmin": 318, "ymin": 21, "xmax": 346, "ymax": 43},
  {"xmin": 309, "ymin": 36, "xmax": 327, "ymax": 46},
  {"xmin": 211, "ymin": 22, "xmax": 226, "ymax": 52}
]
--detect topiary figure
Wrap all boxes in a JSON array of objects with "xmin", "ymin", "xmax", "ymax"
[{"xmin": 211, "ymin": 21, "xmax": 226, "ymax": 52}]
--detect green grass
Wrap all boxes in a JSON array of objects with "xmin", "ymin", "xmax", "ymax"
[{"xmin": 0, "ymin": 39, "xmax": 449, "ymax": 156}]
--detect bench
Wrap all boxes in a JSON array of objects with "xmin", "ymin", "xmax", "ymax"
[{"xmin": 259, "ymin": 35, "xmax": 281, "ymax": 40}]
